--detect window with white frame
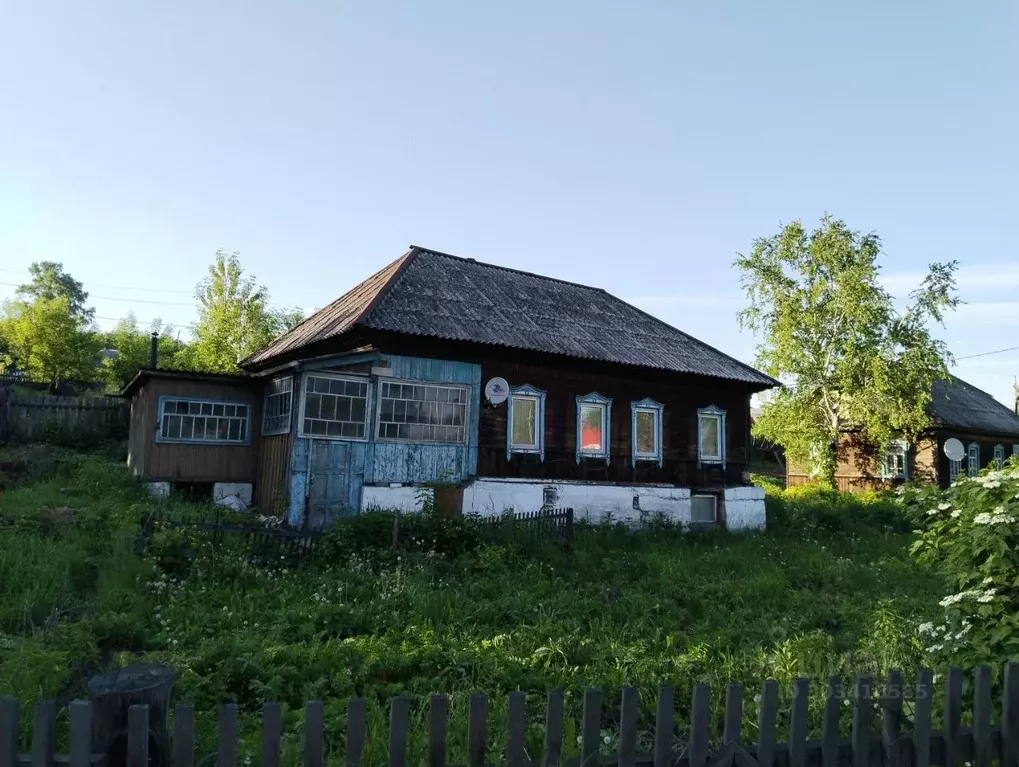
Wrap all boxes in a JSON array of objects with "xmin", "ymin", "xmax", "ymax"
[
  {"xmin": 158, "ymin": 398, "xmax": 249, "ymax": 444},
  {"xmin": 261, "ymin": 375, "xmax": 293, "ymax": 435},
  {"xmin": 697, "ymin": 405, "xmax": 726, "ymax": 465},
  {"xmin": 1014, "ymin": 444, "xmax": 1019, "ymax": 457},
  {"xmin": 949, "ymin": 457, "xmax": 963, "ymax": 482},
  {"xmin": 968, "ymin": 442, "xmax": 981, "ymax": 476},
  {"xmin": 881, "ymin": 440, "xmax": 908, "ymax": 480},
  {"xmin": 300, "ymin": 373, "xmax": 368, "ymax": 439},
  {"xmin": 691, "ymin": 494, "xmax": 718, "ymax": 523},
  {"xmin": 994, "ymin": 444, "xmax": 1005, "ymax": 470},
  {"xmin": 631, "ymin": 398, "xmax": 664, "ymax": 466},
  {"xmin": 506, "ymin": 384, "xmax": 546, "ymax": 460},
  {"xmin": 377, "ymin": 380, "xmax": 468, "ymax": 443},
  {"xmin": 575, "ymin": 392, "xmax": 612, "ymax": 463}
]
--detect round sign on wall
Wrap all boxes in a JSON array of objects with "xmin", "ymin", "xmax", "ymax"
[
  {"xmin": 484, "ymin": 377, "xmax": 509, "ymax": 405},
  {"xmin": 944, "ymin": 438, "xmax": 966, "ymax": 461}
]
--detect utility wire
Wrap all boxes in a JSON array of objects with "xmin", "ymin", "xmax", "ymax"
[
  {"xmin": 0, "ymin": 267, "xmax": 193, "ymax": 294},
  {"xmin": 955, "ymin": 345, "xmax": 1019, "ymax": 361},
  {"xmin": 0, "ymin": 280, "xmax": 194, "ymax": 306}
]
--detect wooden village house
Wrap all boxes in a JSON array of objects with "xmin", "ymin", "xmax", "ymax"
[
  {"xmin": 123, "ymin": 246, "xmax": 779, "ymax": 530},
  {"xmin": 786, "ymin": 376, "xmax": 1019, "ymax": 491}
]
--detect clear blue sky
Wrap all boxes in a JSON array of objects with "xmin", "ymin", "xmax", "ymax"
[{"xmin": 1, "ymin": 2, "xmax": 1016, "ymax": 404}]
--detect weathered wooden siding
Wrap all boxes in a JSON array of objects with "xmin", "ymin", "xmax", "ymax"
[
  {"xmin": 477, "ymin": 359, "xmax": 751, "ymax": 487},
  {"xmin": 367, "ymin": 354, "xmax": 481, "ymax": 484},
  {"xmin": 136, "ymin": 378, "xmax": 259, "ymax": 483},
  {"xmin": 127, "ymin": 387, "xmax": 152, "ymax": 478},
  {"xmin": 254, "ymin": 431, "xmax": 293, "ymax": 515}
]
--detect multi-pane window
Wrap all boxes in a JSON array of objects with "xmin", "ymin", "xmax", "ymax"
[
  {"xmin": 300, "ymin": 374, "xmax": 368, "ymax": 439},
  {"xmin": 631, "ymin": 398, "xmax": 664, "ymax": 465},
  {"xmin": 994, "ymin": 444, "xmax": 1005, "ymax": 470},
  {"xmin": 377, "ymin": 380, "xmax": 468, "ymax": 443},
  {"xmin": 881, "ymin": 440, "xmax": 907, "ymax": 480},
  {"xmin": 968, "ymin": 442, "xmax": 981, "ymax": 476},
  {"xmin": 507, "ymin": 384, "xmax": 546, "ymax": 460},
  {"xmin": 949, "ymin": 458, "xmax": 963, "ymax": 482},
  {"xmin": 698, "ymin": 405, "xmax": 726, "ymax": 464},
  {"xmin": 575, "ymin": 392, "xmax": 612, "ymax": 462},
  {"xmin": 261, "ymin": 376, "xmax": 293, "ymax": 435},
  {"xmin": 159, "ymin": 398, "xmax": 249, "ymax": 444}
]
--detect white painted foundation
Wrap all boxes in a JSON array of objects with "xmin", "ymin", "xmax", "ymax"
[
  {"xmin": 723, "ymin": 486, "xmax": 767, "ymax": 531},
  {"xmin": 213, "ymin": 482, "xmax": 253, "ymax": 508}
]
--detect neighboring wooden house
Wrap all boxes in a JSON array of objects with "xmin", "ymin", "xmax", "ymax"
[
  {"xmin": 786, "ymin": 376, "xmax": 1019, "ymax": 491},
  {"xmin": 125, "ymin": 246, "xmax": 778, "ymax": 529}
]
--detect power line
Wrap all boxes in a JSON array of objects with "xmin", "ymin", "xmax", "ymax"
[
  {"xmin": 0, "ymin": 281, "xmax": 194, "ymax": 306},
  {"xmin": 0, "ymin": 267, "xmax": 193, "ymax": 294},
  {"xmin": 955, "ymin": 345, "xmax": 1019, "ymax": 361}
]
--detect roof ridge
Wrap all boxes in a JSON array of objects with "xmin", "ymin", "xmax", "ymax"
[{"xmin": 410, "ymin": 245, "xmax": 613, "ymax": 292}]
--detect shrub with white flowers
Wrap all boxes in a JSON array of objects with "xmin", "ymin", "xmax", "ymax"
[{"xmin": 905, "ymin": 458, "xmax": 1019, "ymax": 666}]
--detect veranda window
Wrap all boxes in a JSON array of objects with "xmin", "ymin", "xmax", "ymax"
[
  {"xmin": 299, "ymin": 373, "xmax": 369, "ymax": 440},
  {"xmin": 377, "ymin": 380, "xmax": 468, "ymax": 443},
  {"xmin": 158, "ymin": 398, "xmax": 250, "ymax": 444}
]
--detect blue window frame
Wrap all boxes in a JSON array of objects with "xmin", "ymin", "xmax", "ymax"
[
  {"xmin": 994, "ymin": 444, "xmax": 1005, "ymax": 470},
  {"xmin": 968, "ymin": 442, "xmax": 981, "ymax": 476},
  {"xmin": 880, "ymin": 439, "xmax": 908, "ymax": 480},
  {"xmin": 156, "ymin": 396, "xmax": 251, "ymax": 445},
  {"xmin": 630, "ymin": 397, "xmax": 664, "ymax": 467},
  {"xmin": 506, "ymin": 384, "xmax": 546, "ymax": 461},
  {"xmin": 697, "ymin": 405, "xmax": 726, "ymax": 467},
  {"xmin": 261, "ymin": 375, "xmax": 293, "ymax": 436},
  {"xmin": 575, "ymin": 392, "xmax": 612, "ymax": 464}
]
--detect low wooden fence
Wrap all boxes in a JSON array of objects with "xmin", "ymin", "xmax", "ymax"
[
  {"xmin": 4, "ymin": 665, "xmax": 1018, "ymax": 767},
  {"xmin": 0, "ymin": 390, "xmax": 128, "ymax": 443},
  {"xmin": 139, "ymin": 507, "xmax": 575, "ymax": 561}
]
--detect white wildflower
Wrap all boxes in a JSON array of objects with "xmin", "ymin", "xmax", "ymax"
[
  {"xmin": 938, "ymin": 502, "xmax": 952, "ymax": 510},
  {"xmin": 951, "ymin": 510, "xmax": 962, "ymax": 518},
  {"xmin": 927, "ymin": 509, "xmax": 939, "ymax": 517},
  {"xmin": 982, "ymin": 577, "xmax": 994, "ymax": 585},
  {"xmin": 918, "ymin": 622, "xmax": 934, "ymax": 635}
]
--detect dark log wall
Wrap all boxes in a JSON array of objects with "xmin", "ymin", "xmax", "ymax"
[{"xmin": 477, "ymin": 359, "xmax": 752, "ymax": 488}]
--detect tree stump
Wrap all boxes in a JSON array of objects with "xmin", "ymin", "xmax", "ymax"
[{"xmin": 87, "ymin": 664, "xmax": 176, "ymax": 767}]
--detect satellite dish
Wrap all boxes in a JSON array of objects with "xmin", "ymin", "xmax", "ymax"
[
  {"xmin": 944, "ymin": 438, "xmax": 966, "ymax": 462},
  {"xmin": 484, "ymin": 377, "xmax": 509, "ymax": 405}
]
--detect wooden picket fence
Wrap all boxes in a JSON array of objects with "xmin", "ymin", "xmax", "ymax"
[
  {"xmin": 0, "ymin": 392, "xmax": 128, "ymax": 443},
  {"xmin": 4, "ymin": 665, "xmax": 1019, "ymax": 767}
]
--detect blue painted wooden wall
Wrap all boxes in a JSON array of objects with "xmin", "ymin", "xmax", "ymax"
[{"xmin": 287, "ymin": 354, "xmax": 481, "ymax": 526}]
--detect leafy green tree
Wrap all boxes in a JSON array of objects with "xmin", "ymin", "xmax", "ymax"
[
  {"xmin": 736, "ymin": 215, "xmax": 959, "ymax": 487},
  {"xmin": 17, "ymin": 261, "xmax": 94, "ymax": 321},
  {"xmin": 182, "ymin": 249, "xmax": 291, "ymax": 373},
  {"xmin": 98, "ymin": 313, "xmax": 188, "ymax": 390},
  {"xmin": 0, "ymin": 297, "xmax": 101, "ymax": 383}
]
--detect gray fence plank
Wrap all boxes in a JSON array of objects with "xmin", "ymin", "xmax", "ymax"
[
  {"xmin": 347, "ymin": 698, "xmax": 367, "ymax": 767},
  {"xmin": 1005, "ymin": 663, "xmax": 1019, "ymax": 767},
  {"xmin": 428, "ymin": 695, "xmax": 448, "ymax": 767},
  {"xmin": 883, "ymin": 671, "xmax": 903, "ymax": 767},
  {"xmin": 944, "ymin": 668, "xmax": 963, "ymax": 767},
  {"xmin": 306, "ymin": 701, "xmax": 324, "ymax": 767},
  {"xmin": 387, "ymin": 698, "xmax": 408, "ymax": 767},
  {"xmin": 31, "ymin": 701, "xmax": 56, "ymax": 767},
  {"xmin": 580, "ymin": 689, "xmax": 602, "ymax": 767},
  {"xmin": 1, "ymin": 697, "xmax": 19, "ymax": 767},
  {"xmin": 506, "ymin": 692, "xmax": 526, "ymax": 767},
  {"xmin": 723, "ymin": 683, "xmax": 743, "ymax": 745},
  {"xmin": 619, "ymin": 687, "xmax": 638, "ymax": 767},
  {"xmin": 261, "ymin": 703, "xmax": 282, "ymax": 767},
  {"xmin": 757, "ymin": 680, "xmax": 778, "ymax": 767},
  {"xmin": 544, "ymin": 691, "xmax": 564, "ymax": 767},
  {"xmin": 654, "ymin": 685, "xmax": 675, "ymax": 767},
  {"xmin": 789, "ymin": 679, "xmax": 808, "ymax": 767},
  {"xmin": 219, "ymin": 703, "xmax": 238, "ymax": 767},
  {"xmin": 821, "ymin": 677, "xmax": 840, "ymax": 767},
  {"xmin": 172, "ymin": 703, "xmax": 195, "ymax": 767},
  {"xmin": 914, "ymin": 669, "xmax": 933, "ymax": 767},
  {"xmin": 127, "ymin": 705, "xmax": 149, "ymax": 767},
  {"xmin": 852, "ymin": 675, "xmax": 872, "ymax": 767},
  {"xmin": 68, "ymin": 701, "xmax": 92, "ymax": 767},
  {"xmin": 973, "ymin": 666, "xmax": 992, "ymax": 767},
  {"xmin": 689, "ymin": 685, "xmax": 710, "ymax": 767},
  {"xmin": 467, "ymin": 694, "xmax": 487, "ymax": 767}
]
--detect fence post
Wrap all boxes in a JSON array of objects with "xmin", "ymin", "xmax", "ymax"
[
  {"xmin": 1, "ymin": 697, "xmax": 18, "ymax": 767},
  {"xmin": 1005, "ymin": 663, "xmax": 1019, "ymax": 767},
  {"xmin": 261, "ymin": 703, "xmax": 282, "ymax": 767},
  {"xmin": 580, "ymin": 689, "xmax": 602, "ymax": 767},
  {"xmin": 821, "ymin": 677, "xmax": 840, "ymax": 767},
  {"xmin": 757, "ymin": 680, "xmax": 778, "ymax": 767},
  {"xmin": 306, "ymin": 701, "xmax": 324, "ymax": 767},
  {"xmin": 68, "ymin": 701, "xmax": 93, "ymax": 767},
  {"xmin": 913, "ymin": 669, "xmax": 933, "ymax": 767},
  {"xmin": 427, "ymin": 695, "xmax": 448, "ymax": 767},
  {"xmin": 654, "ymin": 686, "xmax": 675, "ymax": 767},
  {"xmin": 31, "ymin": 700, "xmax": 56, "ymax": 767},
  {"xmin": 506, "ymin": 692, "xmax": 525, "ymax": 767},
  {"xmin": 127, "ymin": 704, "xmax": 149, "ymax": 767},
  {"xmin": 387, "ymin": 698, "xmax": 408, "ymax": 767},
  {"xmin": 973, "ymin": 666, "xmax": 992, "ymax": 767},
  {"xmin": 467, "ymin": 695, "xmax": 487, "ymax": 767},
  {"xmin": 346, "ymin": 698, "xmax": 367, "ymax": 767}
]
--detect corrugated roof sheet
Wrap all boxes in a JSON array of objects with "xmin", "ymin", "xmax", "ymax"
[
  {"xmin": 245, "ymin": 247, "xmax": 777, "ymax": 387},
  {"xmin": 929, "ymin": 377, "xmax": 1019, "ymax": 438}
]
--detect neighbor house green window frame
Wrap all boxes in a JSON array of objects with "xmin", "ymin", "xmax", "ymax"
[
  {"xmin": 156, "ymin": 396, "xmax": 251, "ymax": 445},
  {"xmin": 506, "ymin": 384, "xmax": 546, "ymax": 461},
  {"xmin": 575, "ymin": 392, "xmax": 612, "ymax": 464},
  {"xmin": 880, "ymin": 439, "xmax": 908, "ymax": 480},
  {"xmin": 630, "ymin": 397, "xmax": 664, "ymax": 467},
  {"xmin": 948, "ymin": 457, "xmax": 963, "ymax": 482},
  {"xmin": 697, "ymin": 405, "xmax": 726, "ymax": 467},
  {"xmin": 968, "ymin": 442, "xmax": 981, "ymax": 476},
  {"xmin": 994, "ymin": 444, "xmax": 1005, "ymax": 470}
]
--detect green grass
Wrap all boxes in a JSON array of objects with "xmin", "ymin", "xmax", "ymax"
[{"xmin": 0, "ymin": 446, "xmax": 947, "ymax": 764}]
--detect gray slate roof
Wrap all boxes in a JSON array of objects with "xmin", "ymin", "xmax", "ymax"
[
  {"xmin": 246, "ymin": 246, "xmax": 777, "ymax": 388},
  {"xmin": 930, "ymin": 377, "xmax": 1019, "ymax": 438}
]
